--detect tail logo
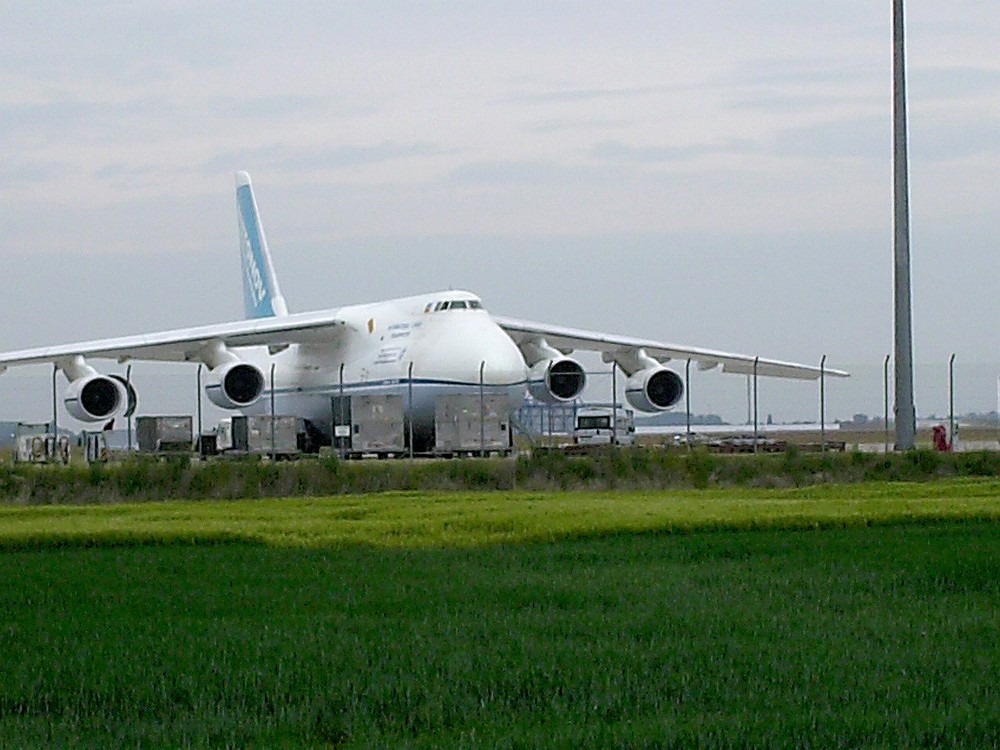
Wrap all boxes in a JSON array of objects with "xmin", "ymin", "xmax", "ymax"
[
  {"xmin": 235, "ymin": 172, "xmax": 287, "ymax": 319},
  {"xmin": 241, "ymin": 230, "xmax": 269, "ymax": 307}
]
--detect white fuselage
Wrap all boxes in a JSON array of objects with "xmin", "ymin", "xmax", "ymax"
[{"xmin": 240, "ymin": 291, "xmax": 529, "ymax": 449}]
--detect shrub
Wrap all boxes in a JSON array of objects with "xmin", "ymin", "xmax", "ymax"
[
  {"xmin": 685, "ymin": 450, "xmax": 715, "ymax": 489},
  {"xmin": 902, "ymin": 449, "xmax": 942, "ymax": 479},
  {"xmin": 3, "ymin": 445, "xmax": 1000, "ymax": 505},
  {"xmin": 956, "ymin": 450, "xmax": 1000, "ymax": 477}
]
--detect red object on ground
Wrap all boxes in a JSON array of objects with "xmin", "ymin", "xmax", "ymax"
[{"xmin": 932, "ymin": 424, "xmax": 951, "ymax": 452}]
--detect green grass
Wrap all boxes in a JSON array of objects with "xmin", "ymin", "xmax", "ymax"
[
  {"xmin": 1, "ymin": 478, "xmax": 1000, "ymax": 549},
  {"xmin": 3, "ymin": 523, "xmax": 1000, "ymax": 747},
  {"xmin": 3, "ymin": 484, "xmax": 1000, "ymax": 747}
]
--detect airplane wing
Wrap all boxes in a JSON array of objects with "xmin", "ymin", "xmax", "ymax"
[
  {"xmin": 0, "ymin": 310, "xmax": 349, "ymax": 372},
  {"xmin": 493, "ymin": 315, "xmax": 848, "ymax": 379}
]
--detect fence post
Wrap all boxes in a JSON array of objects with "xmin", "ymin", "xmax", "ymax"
[
  {"xmin": 338, "ymin": 363, "xmax": 345, "ymax": 459},
  {"xmin": 51, "ymin": 364, "xmax": 58, "ymax": 441},
  {"xmin": 949, "ymin": 353, "xmax": 956, "ymax": 450},
  {"xmin": 409, "ymin": 361, "xmax": 415, "ymax": 459},
  {"xmin": 883, "ymin": 354, "xmax": 891, "ymax": 453},
  {"xmin": 125, "ymin": 364, "xmax": 133, "ymax": 452},
  {"xmin": 820, "ymin": 355, "xmax": 826, "ymax": 453},
  {"xmin": 611, "ymin": 362, "xmax": 618, "ymax": 447},
  {"xmin": 685, "ymin": 358, "xmax": 692, "ymax": 450},
  {"xmin": 194, "ymin": 364, "xmax": 201, "ymax": 454},
  {"xmin": 753, "ymin": 357, "xmax": 759, "ymax": 454},
  {"xmin": 269, "ymin": 363, "xmax": 276, "ymax": 461},
  {"xmin": 479, "ymin": 360, "xmax": 485, "ymax": 456}
]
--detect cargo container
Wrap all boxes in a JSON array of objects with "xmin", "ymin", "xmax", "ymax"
[
  {"xmin": 14, "ymin": 433, "xmax": 71, "ymax": 464},
  {"xmin": 198, "ymin": 431, "xmax": 218, "ymax": 458},
  {"xmin": 348, "ymin": 394, "xmax": 405, "ymax": 457},
  {"xmin": 136, "ymin": 416, "xmax": 193, "ymax": 453},
  {"xmin": 434, "ymin": 394, "xmax": 511, "ymax": 456},
  {"xmin": 230, "ymin": 415, "xmax": 299, "ymax": 457},
  {"xmin": 82, "ymin": 431, "xmax": 109, "ymax": 464}
]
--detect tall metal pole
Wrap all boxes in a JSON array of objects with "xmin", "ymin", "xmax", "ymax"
[
  {"xmin": 408, "ymin": 361, "xmax": 415, "ymax": 459},
  {"xmin": 883, "ymin": 354, "xmax": 891, "ymax": 453},
  {"xmin": 752, "ymin": 357, "xmax": 759, "ymax": 454},
  {"xmin": 819, "ymin": 355, "xmax": 827, "ymax": 453},
  {"xmin": 685, "ymin": 359, "xmax": 692, "ymax": 450},
  {"xmin": 893, "ymin": 0, "xmax": 917, "ymax": 449},
  {"xmin": 948, "ymin": 353, "xmax": 956, "ymax": 449}
]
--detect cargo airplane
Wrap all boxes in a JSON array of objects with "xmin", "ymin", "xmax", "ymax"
[{"xmin": 0, "ymin": 172, "xmax": 847, "ymax": 452}]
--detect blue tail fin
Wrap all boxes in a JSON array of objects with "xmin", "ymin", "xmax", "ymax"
[{"xmin": 236, "ymin": 171, "xmax": 288, "ymax": 319}]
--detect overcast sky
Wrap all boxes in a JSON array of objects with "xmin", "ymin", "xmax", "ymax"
[{"xmin": 1, "ymin": 1, "xmax": 998, "ymax": 424}]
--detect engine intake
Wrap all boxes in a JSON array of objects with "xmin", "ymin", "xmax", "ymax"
[
  {"xmin": 64, "ymin": 374, "xmax": 125, "ymax": 422},
  {"xmin": 625, "ymin": 367, "xmax": 684, "ymax": 412},
  {"xmin": 205, "ymin": 361, "xmax": 265, "ymax": 409},
  {"xmin": 528, "ymin": 357, "xmax": 586, "ymax": 404}
]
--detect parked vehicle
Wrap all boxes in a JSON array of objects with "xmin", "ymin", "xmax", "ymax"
[{"xmin": 573, "ymin": 407, "xmax": 635, "ymax": 446}]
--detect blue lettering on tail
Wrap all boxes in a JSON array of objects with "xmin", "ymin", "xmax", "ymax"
[{"xmin": 237, "ymin": 183, "xmax": 276, "ymax": 319}]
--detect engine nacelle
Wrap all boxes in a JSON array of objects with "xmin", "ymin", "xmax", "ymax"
[
  {"xmin": 64, "ymin": 374, "xmax": 125, "ymax": 422},
  {"xmin": 205, "ymin": 361, "xmax": 265, "ymax": 409},
  {"xmin": 528, "ymin": 357, "xmax": 586, "ymax": 404},
  {"xmin": 625, "ymin": 367, "xmax": 684, "ymax": 412}
]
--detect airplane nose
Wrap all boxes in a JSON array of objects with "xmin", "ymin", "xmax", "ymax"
[
  {"xmin": 478, "ymin": 326, "xmax": 527, "ymax": 386},
  {"xmin": 416, "ymin": 315, "xmax": 527, "ymax": 390}
]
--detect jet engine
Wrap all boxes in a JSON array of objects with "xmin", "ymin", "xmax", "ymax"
[
  {"xmin": 625, "ymin": 367, "xmax": 684, "ymax": 412},
  {"xmin": 528, "ymin": 357, "xmax": 586, "ymax": 404},
  {"xmin": 205, "ymin": 361, "xmax": 265, "ymax": 409},
  {"xmin": 64, "ymin": 374, "xmax": 126, "ymax": 422}
]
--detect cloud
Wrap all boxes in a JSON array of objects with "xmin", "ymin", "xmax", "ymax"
[
  {"xmin": 910, "ymin": 118, "xmax": 1000, "ymax": 162},
  {"xmin": 504, "ymin": 84, "xmax": 677, "ymax": 105},
  {"xmin": 770, "ymin": 112, "xmax": 998, "ymax": 164},
  {"xmin": 727, "ymin": 57, "xmax": 874, "ymax": 89},
  {"xmin": 910, "ymin": 66, "xmax": 1000, "ymax": 101},
  {"xmin": 0, "ymin": 159, "xmax": 67, "ymax": 188},
  {"xmin": 525, "ymin": 118, "xmax": 632, "ymax": 134},
  {"xmin": 443, "ymin": 159, "xmax": 615, "ymax": 187},
  {"xmin": 0, "ymin": 97, "xmax": 137, "ymax": 144},
  {"xmin": 199, "ymin": 142, "xmax": 453, "ymax": 175},
  {"xmin": 213, "ymin": 95, "xmax": 350, "ymax": 119},
  {"xmin": 729, "ymin": 91, "xmax": 881, "ymax": 114},
  {"xmin": 772, "ymin": 116, "xmax": 888, "ymax": 160},
  {"xmin": 590, "ymin": 139, "xmax": 757, "ymax": 164}
]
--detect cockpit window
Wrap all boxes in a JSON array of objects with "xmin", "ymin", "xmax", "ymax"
[{"xmin": 431, "ymin": 299, "xmax": 483, "ymax": 312}]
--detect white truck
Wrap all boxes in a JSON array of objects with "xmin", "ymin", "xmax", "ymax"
[{"xmin": 573, "ymin": 407, "xmax": 635, "ymax": 446}]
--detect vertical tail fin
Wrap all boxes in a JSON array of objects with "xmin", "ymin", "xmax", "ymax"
[{"xmin": 235, "ymin": 171, "xmax": 288, "ymax": 319}]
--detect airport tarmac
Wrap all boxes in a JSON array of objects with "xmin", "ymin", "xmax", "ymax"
[{"xmin": 636, "ymin": 424, "xmax": 1000, "ymax": 453}]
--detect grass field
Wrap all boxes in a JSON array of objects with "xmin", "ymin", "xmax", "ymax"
[
  {"xmin": 3, "ymin": 482, "xmax": 1000, "ymax": 747},
  {"xmin": 2, "ymin": 478, "xmax": 1000, "ymax": 550}
]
